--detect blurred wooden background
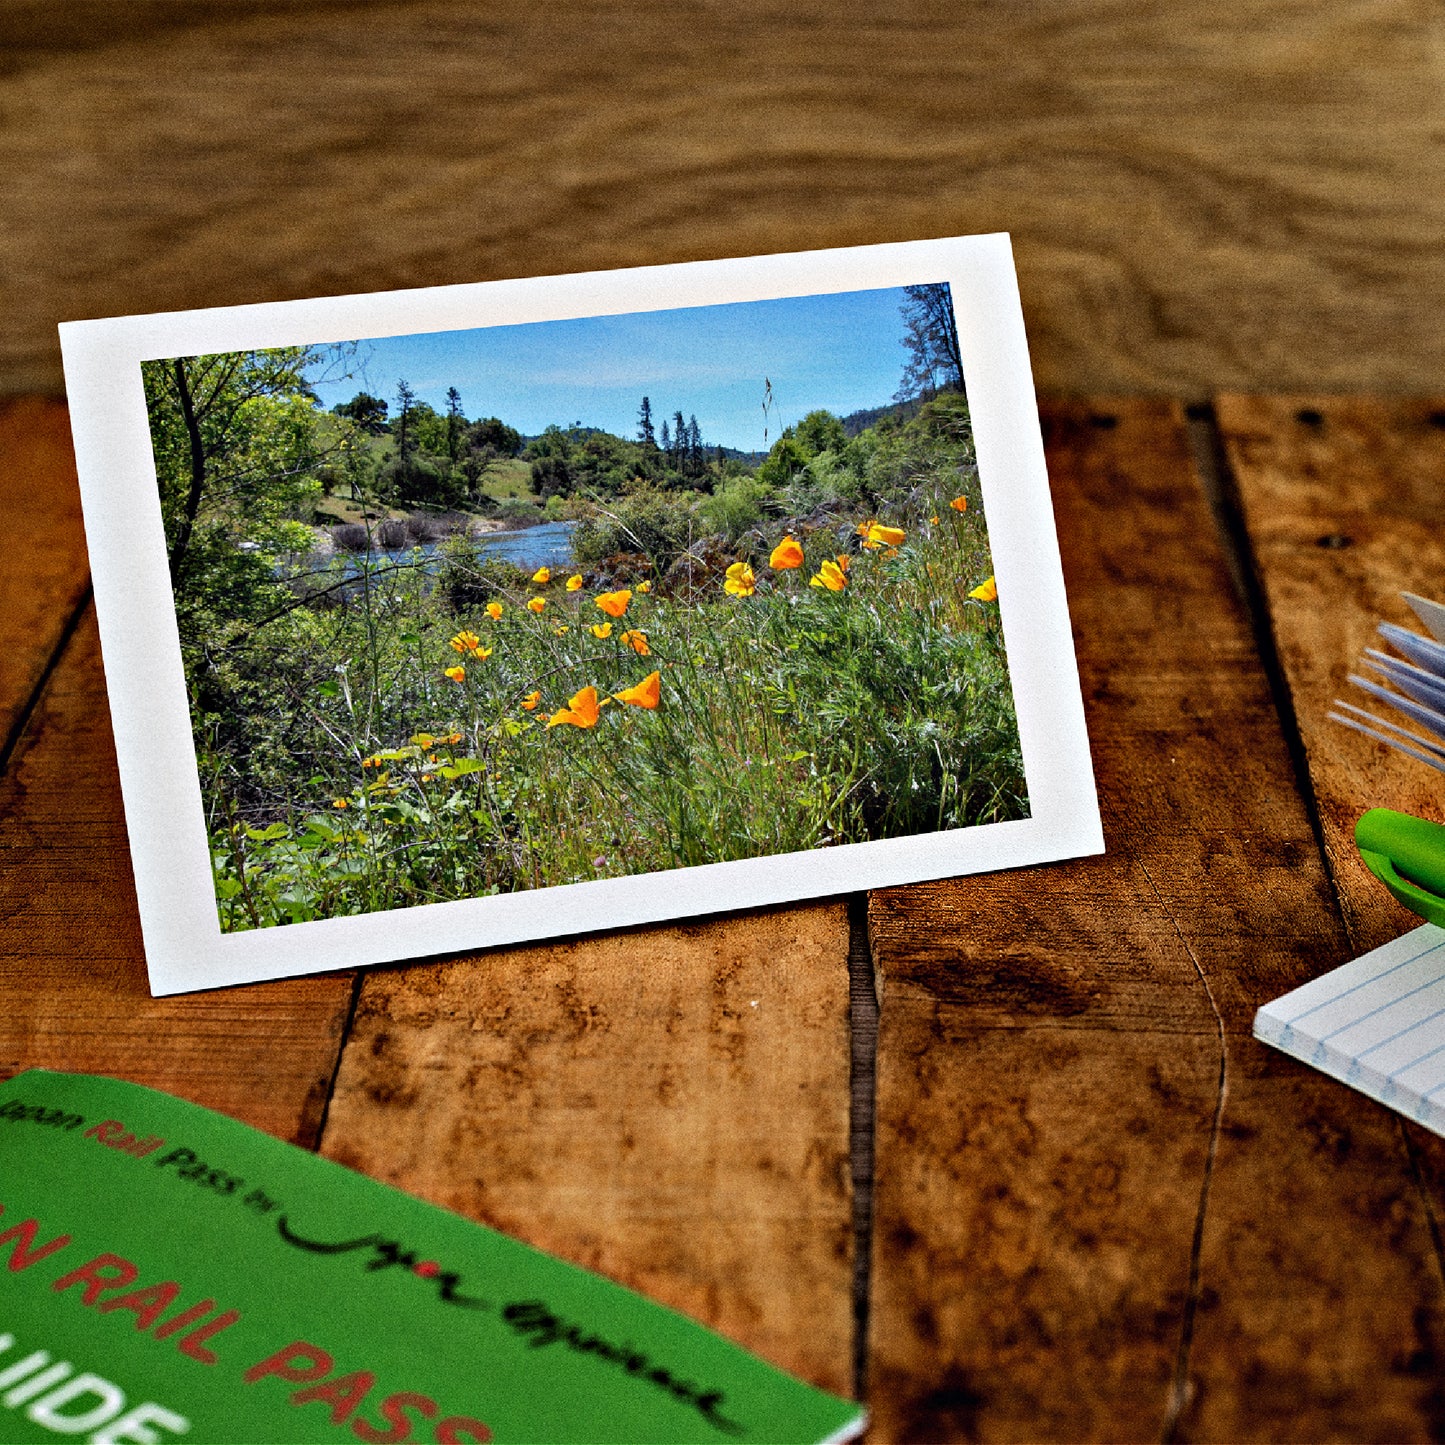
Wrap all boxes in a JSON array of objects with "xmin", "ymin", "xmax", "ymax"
[
  {"xmin": 5, "ymin": 6, "xmax": 1445, "ymax": 1441},
  {"xmin": 1, "ymin": 0, "xmax": 1441, "ymax": 400}
]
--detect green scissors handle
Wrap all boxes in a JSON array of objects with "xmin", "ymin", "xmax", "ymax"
[{"xmin": 1357, "ymin": 808, "xmax": 1445, "ymax": 928}]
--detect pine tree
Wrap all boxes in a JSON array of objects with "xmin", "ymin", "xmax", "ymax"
[
  {"xmin": 687, "ymin": 415, "xmax": 702, "ymax": 474},
  {"xmin": 895, "ymin": 284, "xmax": 964, "ymax": 401},
  {"xmin": 659, "ymin": 419, "xmax": 671, "ymax": 456},
  {"xmin": 395, "ymin": 379, "xmax": 416, "ymax": 462},
  {"xmin": 637, "ymin": 396, "xmax": 656, "ymax": 447},
  {"xmin": 445, "ymin": 387, "xmax": 464, "ymax": 461}
]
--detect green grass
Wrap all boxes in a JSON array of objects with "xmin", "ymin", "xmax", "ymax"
[
  {"xmin": 200, "ymin": 493, "xmax": 1023, "ymax": 931},
  {"xmin": 477, "ymin": 457, "xmax": 535, "ymax": 501}
]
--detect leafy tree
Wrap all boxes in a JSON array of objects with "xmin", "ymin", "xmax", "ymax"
[
  {"xmin": 895, "ymin": 283, "xmax": 964, "ymax": 401},
  {"xmin": 793, "ymin": 409, "xmax": 847, "ymax": 458},
  {"xmin": 468, "ymin": 416, "xmax": 522, "ymax": 457},
  {"xmin": 755, "ymin": 435, "xmax": 811, "ymax": 490},
  {"xmin": 332, "ymin": 392, "xmax": 389, "ymax": 434},
  {"xmin": 405, "ymin": 401, "xmax": 449, "ymax": 457},
  {"xmin": 143, "ymin": 348, "xmax": 325, "ymax": 601}
]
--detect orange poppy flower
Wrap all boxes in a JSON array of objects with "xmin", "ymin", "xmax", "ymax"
[
  {"xmin": 444, "ymin": 665, "xmax": 466, "ymax": 682},
  {"xmin": 332, "ymin": 798, "xmax": 348, "ymax": 809},
  {"xmin": 835, "ymin": 554, "xmax": 850, "ymax": 571},
  {"xmin": 486, "ymin": 602, "xmax": 503, "ymax": 620},
  {"xmin": 595, "ymin": 589, "xmax": 632, "ymax": 618},
  {"xmin": 969, "ymin": 576, "xmax": 998, "ymax": 602},
  {"xmin": 809, "ymin": 560, "xmax": 847, "ymax": 591},
  {"xmin": 769, "ymin": 536, "xmax": 804, "ymax": 570},
  {"xmin": 527, "ymin": 597, "xmax": 547, "ymax": 613},
  {"xmin": 930, "ymin": 515, "xmax": 940, "ymax": 525},
  {"xmin": 521, "ymin": 691, "xmax": 541, "ymax": 711},
  {"xmin": 724, "ymin": 562, "xmax": 756, "ymax": 597},
  {"xmin": 866, "ymin": 522, "xmax": 906, "ymax": 548},
  {"xmin": 620, "ymin": 629, "xmax": 650, "ymax": 656},
  {"xmin": 950, "ymin": 496, "xmax": 968, "ymax": 513},
  {"xmin": 613, "ymin": 671, "xmax": 661, "ymax": 709},
  {"xmin": 566, "ymin": 574, "xmax": 583, "ymax": 591},
  {"xmin": 591, "ymin": 622, "xmax": 613, "ymax": 639},
  {"xmin": 636, "ymin": 579, "xmax": 653, "ymax": 594},
  {"xmin": 545, "ymin": 685, "xmax": 601, "ymax": 729},
  {"xmin": 532, "ymin": 566, "xmax": 551, "ymax": 584},
  {"xmin": 449, "ymin": 629, "xmax": 481, "ymax": 654}
]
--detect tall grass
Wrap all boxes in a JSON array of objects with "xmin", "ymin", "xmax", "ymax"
[{"xmin": 202, "ymin": 489, "xmax": 1023, "ymax": 930}]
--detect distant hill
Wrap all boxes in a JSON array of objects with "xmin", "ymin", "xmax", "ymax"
[{"xmin": 839, "ymin": 399, "xmax": 920, "ymax": 437}]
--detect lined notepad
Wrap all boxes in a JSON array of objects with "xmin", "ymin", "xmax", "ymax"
[{"xmin": 1254, "ymin": 924, "xmax": 1445, "ymax": 1136}]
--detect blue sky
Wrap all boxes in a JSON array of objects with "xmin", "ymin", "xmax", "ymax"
[{"xmin": 306, "ymin": 286, "xmax": 918, "ymax": 452}]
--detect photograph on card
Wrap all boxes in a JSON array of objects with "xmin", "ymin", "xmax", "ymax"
[{"xmin": 144, "ymin": 284, "xmax": 1023, "ymax": 931}]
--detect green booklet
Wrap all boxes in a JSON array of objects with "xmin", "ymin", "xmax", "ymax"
[{"xmin": 0, "ymin": 1071, "xmax": 864, "ymax": 1444}]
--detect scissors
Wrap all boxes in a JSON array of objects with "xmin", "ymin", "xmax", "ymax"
[{"xmin": 1357, "ymin": 808, "xmax": 1445, "ymax": 928}]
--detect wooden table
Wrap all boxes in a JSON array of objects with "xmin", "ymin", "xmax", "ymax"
[{"xmin": 3, "ymin": 393, "xmax": 1443, "ymax": 1442}]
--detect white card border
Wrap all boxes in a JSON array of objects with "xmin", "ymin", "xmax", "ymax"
[{"xmin": 60, "ymin": 233, "xmax": 1102, "ymax": 995}]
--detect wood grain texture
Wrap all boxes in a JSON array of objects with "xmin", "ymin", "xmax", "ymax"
[
  {"xmin": 0, "ymin": 605, "xmax": 355, "ymax": 1146},
  {"xmin": 0, "ymin": 396, "xmax": 90, "ymax": 748},
  {"xmin": 1217, "ymin": 395, "xmax": 1445, "ymax": 956},
  {"xmin": 318, "ymin": 906, "xmax": 855, "ymax": 1396},
  {"xmin": 867, "ymin": 399, "xmax": 1445, "ymax": 1441},
  {"xmin": 1, "ymin": 1, "xmax": 1442, "ymax": 397}
]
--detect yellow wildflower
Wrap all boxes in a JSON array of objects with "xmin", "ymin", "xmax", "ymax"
[
  {"xmin": 566, "ymin": 574, "xmax": 583, "ymax": 591},
  {"xmin": 809, "ymin": 559, "xmax": 847, "ymax": 591},
  {"xmin": 769, "ymin": 536, "xmax": 804, "ymax": 570},
  {"xmin": 724, "ymin": 562, "xmax": 756, "ymax": 597},
  {"xmin": 521, "ymin": 691, "xmax": 541, "ymax": 711},
  {"xmin": 637, "ymin": 579, "xmax": 653, "ymax": 593},
  {"xmin": 449, "ymin": 630, "xmax": 481, "ymax": 654},
  {"xmin": 527, "ymin": 597, "xmax": 547, "ymax": 614},
  {"xmin": 613, "ymin": 670, "xmax": 661, "ymax": 710},
  {"xmin": 332, "ymin": 798, "xmax": 348, "ymax": 809},
  {"xmin": 591, "ymin": 622, "xmax": 613, "ymax": 639},
  {"xmin": 620, "ymin": 629, "xmax": 650, "ymax": 656},
  {"xmin": 595, "ymin": 589, "xmax": 632, "ymax": 618},
  {"xmin": 532, "ymin": 566, "xmax": 551, "ymax": 584},
  {"xmin": 930, "ymin": 515, "xmax": 940, "ymax": 525},
  {"xmin": 486, "ymin": 602, "xmax": 503, "ymax": 621},
  {"xmin": 866, "ymin": 522, "xmax": 906, "ymax": 548},
  {"xmin": 444, "ymin": 665, "xmax": 466, "ymax": 682},
  {"xmin": 969, "ymin": 576, "xmax": 998, "ymax": 602}
]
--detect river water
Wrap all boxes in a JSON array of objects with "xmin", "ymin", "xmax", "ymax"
[{"xmin": 346, "ymin": 520, "xmax": 577, "ymax": 574}]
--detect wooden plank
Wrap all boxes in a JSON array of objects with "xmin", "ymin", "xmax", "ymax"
[
  {"xmin": 0, "ymin": 605, "xmax": 356, "ymax": 1147},
  {"xmin": 1, "ymin": 3, "xmax": 1443, "ymax": 396},
  {"xmin": 868, "ymin": 399, "xmax": 1445, "ymax": 1440},
  {"xmin": 0, "ymin": 396, "xmax": 90, "ymax": 748},
  {"xmin": 1215, "ymin": 393, "xmax": 1445, "ymax": 1441},
  {"xmin": 1216, "ymin": 394, "xmax": 1445, "ymax": 954},
  {"xmin": 318, "ymin": 906, "xmax": 856, "ymax": 1397}
]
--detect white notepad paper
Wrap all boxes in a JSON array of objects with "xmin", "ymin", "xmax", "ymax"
[{"xmin": 1254, "ymin": 924, "xmax": 1445, "ymax": 1135}]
